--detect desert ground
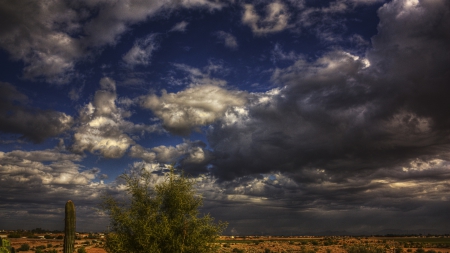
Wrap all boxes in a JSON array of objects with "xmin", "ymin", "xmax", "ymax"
[
  {"xmin": 4, "ymin": 234, "xmax": 450, "ymax": 253},
  {"xmin": 216, "ymin": 236, "xmax": 450, "ymax": 253},
  {"xmin": 7, "ymin": 236, "xmax": 106, "ymax": 253}
]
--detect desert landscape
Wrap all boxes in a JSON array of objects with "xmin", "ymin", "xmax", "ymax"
[
  {"xmin": 215, "ymin": 236, "xmax": 450, "ymax": 253},
  {"xmin": 4, "ymin": 234, "xmax": 450, "ymax": 253}
]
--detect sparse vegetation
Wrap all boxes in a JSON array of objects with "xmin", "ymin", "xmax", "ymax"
[
  {"xmin": 18, "ymin": 243, "xmax": 30, "ymax": 252},
  {"xmin": 77, "ymin": 247, "xmax": 87, "ymax": 253},
  {"xmin": 102, "ymin": 166, "xmax": 227, "ymax": 253}
]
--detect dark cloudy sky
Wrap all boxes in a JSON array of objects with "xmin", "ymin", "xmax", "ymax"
[{"xmin": 1, "ymin": 0, "xmax": 450, "ymax": 235}]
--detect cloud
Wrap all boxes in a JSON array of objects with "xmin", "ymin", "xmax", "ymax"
[
  {"xmin": 214, "ymin": 31, "xmax": 238, "ymax": 49},
  {"xmin": 242, "ymin": 2, "xmax": 290, "ymax": 35},
  {"xmin": 0, "ymin": 0, "xmax": 226, "ymax": 82},
  {"xmin": 0, "ymin": 82, "xmax": 73, "ymax": 143},
  {"xmin": 141, "ymin": 84, "xmax": 248, "ymax": 135},
  {"xmin": 71, "ymin": 77, "xmax": 160, "ymax": 158},
  {"xmin": 270, "ymin": 43, "xmax": 299, "ymax": 64},
  {"xmin": 0, "ymin": 147, "xmax": 111, "ymax": 231},
  {"xmin": 170, "ymin": 21, "xmax": 189, "ymax": 32},
  {"xmin": 0, "ymin": 1, "xmax": 83, "ymax": 83},
  {"xmin": 129, "ymin": 140, "xmax": 213, "ymax": 174},
  {"xmin": 123, "ymin": 34, "xmax": 160, "ymax": 66}
]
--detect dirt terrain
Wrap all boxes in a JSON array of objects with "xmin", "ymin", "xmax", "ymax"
[
  {"xmin": 216, "ymin": 236, "xmax": 450, "ymax": 253},
  {"xmin": 7, "ymin": 237, "xmax": 106, "ymax": 253},
  {"xmin": 5, "ymin": 235, "xmax": 450, "ymax": 253}
]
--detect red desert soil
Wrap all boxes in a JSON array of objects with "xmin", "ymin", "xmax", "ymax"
[{"xmin": 8, "ymin": 238, "xmax": 106, "ymax": 253}]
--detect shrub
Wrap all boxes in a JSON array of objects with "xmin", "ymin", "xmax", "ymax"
[
  {"xmin": 77, "ymin": 247, "xmax": 87, "ymax": 253},
  {"xmin": 18, "ymin": 243, "xmax": 30, "ymax": 251},
  {"xmin": 346, "ymin": 244, "xmax": 385, "ymax": 253},
  {"xmin": 102, "ymin": 167, "xmax": 227, "ymax": 253}
]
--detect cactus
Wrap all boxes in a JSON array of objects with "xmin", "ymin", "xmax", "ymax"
[
  {"xmin": 64, "ymin": 200, "xmax": 76, "ymax": 253},
  {"xmin": 0, "ymin": 238, "xmax": 12, "ymax": 253}
]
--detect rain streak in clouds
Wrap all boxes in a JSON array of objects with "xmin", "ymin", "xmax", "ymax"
[{"xmin": 0, "ymin": 0, "xmax": 450, "ymax": 234}]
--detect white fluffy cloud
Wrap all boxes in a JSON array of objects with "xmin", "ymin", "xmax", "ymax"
[
  {"xmin": 123, "ymin": 34, "xmax": 159, "ymax": 66},
  {"xmin": 242, "ymin": 2, "xmax": 290, "ymax": 35},
  {"xmin": 129, "ymin": 140, "xmax": 212, "ymax": 165},
  {"xmin": 141, "ymin": 84, "xmax": 248, "ymax": 135},
  {"xmin": 0, "ymin": 149, "xmax": 95, "ymax": 186},
  {"xmin": 72, "ymin": 77, "xmax": 159, "ymax": 158}
]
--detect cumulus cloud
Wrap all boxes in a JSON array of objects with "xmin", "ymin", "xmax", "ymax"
[
  {"xmin": 170, "ymin": 21, "xmax": 189, "ymax": 32},
  {"xmin": 0, "ymin": 147, "xmax": 111, "ymax": 231},
  {"xmin": 141, "ymin": 84, "xmax": 248, "ymax": 135},
  {"xmin": 0, "ymin": 0, "xmax": 226, "ymax": 82},
  {"xmin": 129, "ymin": 140, "xmax": 213, "ymax": 174},
  {"xmin": 0, "ymin": 1, "xmax": 83, "ymax": 83},
  {"xmin": 242, "ymin": 2, "xmax": 290, "ymax": 35},
  {"xmin": 123, "ymin": 34, "xmax": 159, "ymax": 66},
  {"xmin": 72, "ymin": 77, "xmax": 160, "ymax": 158},
  {"xmin": 0, "ymin": 82, "xmax": 73, "ymax": 143},
  {"xmin": 214, "ymin": 31, "xmax": 238, "ymax": 49}
]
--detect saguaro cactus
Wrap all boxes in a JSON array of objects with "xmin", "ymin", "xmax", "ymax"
[{"xmin": 64, "ymin": 200, "xmax": 76, "ymax": 253}]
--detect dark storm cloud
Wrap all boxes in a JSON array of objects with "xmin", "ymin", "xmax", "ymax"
[
  {"xmin": 0, "ymin": 82, "xmax": 73, "ymax": 143},
  {"xmin": 189, "ymin": 0, "xmax": 450, "ymax": 223},
  {"xmin": 206, "ymin": 0, "xmax": 450, "ymax": 181}
]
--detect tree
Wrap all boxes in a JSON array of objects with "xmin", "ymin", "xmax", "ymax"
[{"xmin": 102, "ymin": 166, "xmax": 227, "ymax": 253}]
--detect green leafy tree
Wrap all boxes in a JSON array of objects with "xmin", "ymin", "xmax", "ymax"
[{"xmin": 102, "ymin": 166, "xmax": 227, "ymax": 253}]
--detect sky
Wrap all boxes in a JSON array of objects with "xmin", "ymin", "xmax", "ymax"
[{"xmin": 1, "ymin": 0, "xmax": 450, "ymax": 235}]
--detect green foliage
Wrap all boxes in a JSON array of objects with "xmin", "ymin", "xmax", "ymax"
[
  {"xmin": 102, "ymin": 166, "xmax": 227, "ymax": 253},
  {"xmin": 18, "ymin": 244, "xmax": 30, "ymax": 252},
  {"xmin": 64, "ymin": 200, "xmax": 76, "ymax": 253},
  {"xmin": 232, "ymin": 248, "xmax": 245, "ymax": 253},
  {"xmin": 346, "ymin": 244, "xmax": 385, "ymax": 253},
  {"xmin": 77, "ymin": 247, "xmax": 87, "ymax": 253}
]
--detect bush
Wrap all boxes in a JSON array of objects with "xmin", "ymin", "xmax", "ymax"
[
  {"xmin": 102, "ymin": 167, "xmax": 227, "ymax": 253},
  {"xmin": 7, "ymin": 234, "xmax": 20, "ymax": 238},
  {"xmin": 346, "ymin": 244, "xmax": 385, "ymax": 253},
  {"xmin": 232, "ymin": 248, "xmax": 245, "ymax": 253},
  {"xmin": 18, "ymin": 243, "xmax": 30, "ymax": 251},
  {"xmin": 77, "ymin": 247, "xmax": 87, "ymax": 253}
]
